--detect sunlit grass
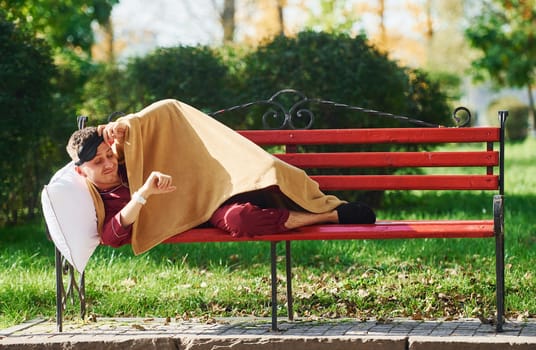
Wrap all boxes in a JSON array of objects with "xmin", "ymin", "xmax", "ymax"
[{"xmin": 1, "ymin": 138, "xmax": 535, "ymax": 328}]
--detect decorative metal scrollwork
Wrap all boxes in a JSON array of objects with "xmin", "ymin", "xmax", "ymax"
[
  {"xmin": 59, "ymin": 254, "xmax": 86, "ymax": 319},
  {"xmin": 209, "ymin": 89, "xmax": 471, "ymax": 129},
  {"xmin": 452, "ymin": 106, "xmax": 472, "ymax": 127},
  {"xmin": 261, "ymin": 89, "xmax": 315, "ymax": 129},
  {"xmin": 210, "ymin": 89, "xmax": 315, "ymax": 129}
]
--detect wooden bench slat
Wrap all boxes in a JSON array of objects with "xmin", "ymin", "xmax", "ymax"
[
  {"xmin": 164, "ymin": 220, "xmax": 494, "ymax": 243},
  {"xmin": 275, "ymin": 151, "xmax": 499, "ymax": 168},
  {"xmin": 312, "ymin": 175, "xmax": 499, "ymax": 190},
  {"xmin": 239, "ymin": 128, "xmax": 501, "ymax": 145}
]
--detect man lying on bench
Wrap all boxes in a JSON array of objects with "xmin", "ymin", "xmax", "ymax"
[{"xmin": 65, "ymin": 99, "xmax": 376, "ymax": 252}]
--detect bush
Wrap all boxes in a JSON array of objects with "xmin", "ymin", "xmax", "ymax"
[
  {"xmin": 487, "ymin": 96, "xmax": 529, "ymax": 141},
  {"xmin": 232, "ymin": 31, "xmax": 451, "ymax": 130},
  {"xmin": 80, "ymin": 63, "xmax": 130, "ymax": 123},
  {"xmin": 505, "ymin": 106, "xmax": 529, "ymax": 141},
  {"xmin": 124, "ymin": 46, "xmax": 236, "ymax": 112}
]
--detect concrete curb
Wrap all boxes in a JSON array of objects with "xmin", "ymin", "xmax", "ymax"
[
  {"xmin": 1, "ymin": 317, "xmax": 536, "ymax": 349},
  {"xmin": 179, "ymin": 335, "xmax": 407, "ymax": 350},
  {"xmin": 3, "ymin": 335, "xmax": 536, "ymax": 350},
  {"xmin": 409, "ymin": 336, "xmax": 536, "ymax": 350}
]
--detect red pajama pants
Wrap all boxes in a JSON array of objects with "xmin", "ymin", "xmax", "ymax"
[{"xmin": 209, "ymin": 187, "xmax": 290, "ymax": 237}]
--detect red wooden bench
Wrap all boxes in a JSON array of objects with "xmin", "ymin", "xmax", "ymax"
[{"xmin": 52, "ymin": 90, "xmax": 508, "ymax": 332}]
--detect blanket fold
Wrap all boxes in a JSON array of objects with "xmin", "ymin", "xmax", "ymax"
[{"xmin": 92, "ymin": 99, "xmax": 343, "ymax": 254}]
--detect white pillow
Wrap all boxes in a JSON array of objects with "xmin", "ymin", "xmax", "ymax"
[{"xmin": 41, "ymin": 161, "xmax": 100, "ymax": 272}]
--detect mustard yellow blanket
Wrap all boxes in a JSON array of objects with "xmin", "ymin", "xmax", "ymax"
[{"xmin": 90, "ymin": 99, "xmax": 343, "ymax": 254}]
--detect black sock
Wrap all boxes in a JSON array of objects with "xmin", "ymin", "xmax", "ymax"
[{"xmin": 336, "ymin": 202, "xmax": 376, "ymax": 224}]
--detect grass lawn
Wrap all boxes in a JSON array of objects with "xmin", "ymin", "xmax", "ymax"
[{"xmin": 1, "ymin": 138, "xmax": 535, "ymax": 329}]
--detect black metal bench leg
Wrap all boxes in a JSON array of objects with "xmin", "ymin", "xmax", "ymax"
[
  {"xmin": 285, "ymin": 241, "xmax": 293, "ymax": 321},
  {"xmin": 80, "ymin": 272, "xmax": 86, "ymax": 320},
  {"xmin": 270, "ymin": 241, "xmax": 279, "ymax": 331},
  {"xmin": 55, "ymin": 247, "xmax": 63, "ymax": 333},
  {"xmin": 54, "ymin": 247, "xmax": 87, "ymax": 332},
  {"xmin": 494, "ymin": 195, "xmax": 505, "ymax": 332}
]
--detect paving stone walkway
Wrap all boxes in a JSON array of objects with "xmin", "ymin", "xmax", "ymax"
[{"xmin": 2, "ymin": 317, "xmax": 536, "ymax": 349}]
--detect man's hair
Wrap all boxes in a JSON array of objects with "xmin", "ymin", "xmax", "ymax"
[{"xmin": 66, "ymin": 127, "xmax": 99, "ymax": 162}]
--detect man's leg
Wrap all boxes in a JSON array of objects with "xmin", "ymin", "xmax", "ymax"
[
  {"xmin": 210, "ymin": 202, "xmax": 338, "ymax": 237},
  {"xmin": 209, "ymin": 201, "xmax": 376, "ymax": 237},
  {"xmin": 209, "ymin": 202, "xmax": 290, "ymax": 237},
  {"xmin": 284, "ymin": 202, "xmax": 376, "ymax": 228},
  {"xmin": 284, "ymin": 210, "xmax": 337, "ymax": 229}
]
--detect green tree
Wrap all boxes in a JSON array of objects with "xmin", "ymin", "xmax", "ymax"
[
  {"xmin": 0, "ymin": 14, "xmax": 59, "ymax": 225},
  {"xmin": 1, "ymin": 0, "xmax": 118, "ymax": 55},
  {"xmin": 465, "ymin": 0, "xmax": 536, "ymax": 131},
  {"xmin": 303, "ymin": 0, "xmax": 359, "ymax": 34},
  {"xmin": 1, "ymin": 0, "xmax": 120, "ymax": 130}
]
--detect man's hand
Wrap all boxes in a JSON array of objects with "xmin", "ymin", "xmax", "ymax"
[
  {"xmin": 98, "ymin": 121, "xmax": 128, "ymax": 145},
  {"xmin": 139, "ymin": 171, "xmax": 177, "ymax": 198},
  {"xmin": 118, "ymin": 171, "xmax": 176, "ymax": 228}
]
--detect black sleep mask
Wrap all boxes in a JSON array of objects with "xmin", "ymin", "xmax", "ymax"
[{"xmin": 75, "ymin": 133, "xmax": 104, "ymax": 166}]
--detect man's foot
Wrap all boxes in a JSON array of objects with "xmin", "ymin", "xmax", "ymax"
[{"xmin": 336, "ymin": 202, "xmax": 376, "ymax": 224}]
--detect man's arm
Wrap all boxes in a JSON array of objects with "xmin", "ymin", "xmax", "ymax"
[
  {"xmin": 119, "ymin": 171, "xmax": 177, "ymax": 228},
  {"xmin": 101, "ymin": 212, "xmax": 132, "ymax": 247},
  {"xmin": 97, "ymin": 121, "xmax": 177, "ymax": 227}
]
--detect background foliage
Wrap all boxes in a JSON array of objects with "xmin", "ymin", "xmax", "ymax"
[
  {"xmin": 0, "ymin": 13, "xmax": 58, "ymax": 225},
  {"xmin": 465, "ymin": 0, "xmax": 536, "ymax": 129},
  {"xmin": 125, "ymin": 46, "xmax": 236, "ymax": 112},
  {"xmin": 1, "ymin": 0, "xmax": 118, "ymax": 54},
  {"xmin": 487, "ymin": 96, "xmax": 530, "ymax": 141}
]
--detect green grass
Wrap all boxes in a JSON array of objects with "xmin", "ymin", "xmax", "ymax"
[{"xmin": 1, "ymin": 138, "xmax": 536, "ymax": 328}]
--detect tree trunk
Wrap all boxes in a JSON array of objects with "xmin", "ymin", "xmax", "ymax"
[
  {"xmin": 528, "ymin": 84, "xmax": 536, "ymax": 136},
  {"xmin": 222, "ymin": 0, "xmax": 236, "ymax": 43},
  {"xmin": 102, "ymin": 19, "xmax": 115, "ymax": 64},
  {"xmin": 377, "ymin": 0, "xmax": 386, "ymax": 48},
  {"xmin": 425, "ymin": 0, "xmax": 433, "ymax": 56},
  {"xmin": 276, "ymin": 0, "xmax": 285, "ymax": 36}
]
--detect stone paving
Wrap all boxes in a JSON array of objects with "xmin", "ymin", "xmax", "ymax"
[{"xmin": 2, "ymin": 317, "xmax": 536, "ymax": 349}]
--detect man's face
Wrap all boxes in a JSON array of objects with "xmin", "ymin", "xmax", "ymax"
[{"xmin": 76, "ymin": 142, "xmax": 121, "ymax": 190}]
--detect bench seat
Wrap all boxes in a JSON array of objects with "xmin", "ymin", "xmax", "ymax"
[{"xmin": 164, "ymin": 220, "xmax": 495, "ymax": 243}]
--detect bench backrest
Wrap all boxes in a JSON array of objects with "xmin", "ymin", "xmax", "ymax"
[{"xmin": 238, "ymin": 127, "xmax": 504, "ymax": 193}]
